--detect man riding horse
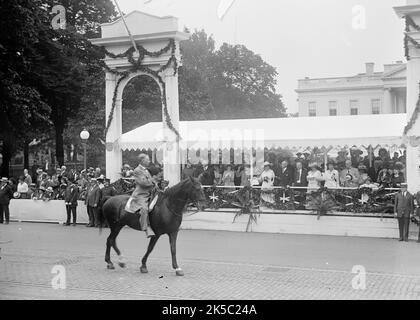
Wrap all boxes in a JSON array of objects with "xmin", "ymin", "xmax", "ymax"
[{"xmin": 124, "ymin": 153, "xmax": 155, "ymax": 237}]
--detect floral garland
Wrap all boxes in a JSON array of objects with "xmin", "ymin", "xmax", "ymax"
[
  {"xmin": 307, "ymin": 187, "xmax": 338, "ymax": 219},
  {"xmin": 404, "ymin": 15, "xmax": 420, "ymax": 61},
  {"xmin": 100, "ymin": 39, "xmax": 181, "ymax": 140},
  {"xmin": 404, "ymin": 83, "xmax": 420, "ymax": 135}
]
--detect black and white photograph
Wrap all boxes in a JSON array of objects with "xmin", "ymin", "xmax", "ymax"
[{"xmin": 1, "ymin": 0, "xmax": 420, "ymax": 304}]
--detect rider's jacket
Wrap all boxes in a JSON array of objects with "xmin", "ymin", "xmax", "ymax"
[{"xmin": 125, "ymin": 164, "xmax": 154, "ymax": 213}]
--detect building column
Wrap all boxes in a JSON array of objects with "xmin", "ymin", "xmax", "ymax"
[
  {"xmin": 383, "ymin": 88, "xmax": 394, "ymax": 113},
  {"xmin": 162, "ymin": 71, "xmax": 181, "ymax": 186},
  {"xmin": 395, "ymin": 1, "xmax": 420, "ymax": 193},
  {"xmin": 105, "ymin": 72, "xmax": 123, "ymax": 182}
]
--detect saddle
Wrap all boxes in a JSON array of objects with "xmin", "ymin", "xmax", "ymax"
[{"xmin": 124, "ymin": 193, "xmax": 160, "ymax": 214}]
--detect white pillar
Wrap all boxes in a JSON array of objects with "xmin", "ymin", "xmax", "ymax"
[
  {"xmin": 395, "ymin": 1, "xmax": 420, "ymax": 193},
  {"xmin": 383, "ymin": 88, "xmax": 393, "ymax": 113},
  {"xmin": 162, "ymin": 71, "xmax": 181, "ymax": 186},
  {"xmin": 105, "ymin": 72, "xmax": 123, "ymax": 182}
]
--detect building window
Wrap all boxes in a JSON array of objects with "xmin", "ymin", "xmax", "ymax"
[
  {"xmin": 350, "ymin": 100, "xmax": 358, "ymax": 115},
  {"xmin": 372, "ymin": 99, "xmax": 381, "ymax": 114},
  {"xmin": 308, "ymin": 102, "xmax": 316, "ymax": 117},
  {"xmin": 329, "ymin": 101, "xmax": 337, "ymax": 116}
]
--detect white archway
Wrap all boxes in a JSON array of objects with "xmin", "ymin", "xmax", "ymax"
[{"xmin": 90, "ymin": 11, "xmax": 189, "ymax": 183}]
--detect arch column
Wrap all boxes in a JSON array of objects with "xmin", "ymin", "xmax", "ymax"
[
  {"xmin": 162, "ymin": 70, "xmax": 181, "ymax": 185},
  {"xmin": 105, "ymin": 72, "xmax": 123, "ymax": 182},
  {"xmin": 395, "ymin": 1, "xmax": 420, "ymax": 192}
]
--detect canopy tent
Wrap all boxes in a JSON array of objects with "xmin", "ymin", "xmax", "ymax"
[{"xmin": 119, "ymin": 114, "xmax": 407, "ymax": 152}]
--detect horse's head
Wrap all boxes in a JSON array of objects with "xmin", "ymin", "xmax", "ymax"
[{"xmin": 187, "ymin": 176, "xmax": 207, "ymax": 211}]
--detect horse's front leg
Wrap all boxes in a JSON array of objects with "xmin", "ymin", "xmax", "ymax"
[
  {"xmin": 140, "ymin": 235, "xmax": 160, "ymax": 273},
  {"xmin": 169, "ymin": 231, "xmax": 183, "ymax": 276}
]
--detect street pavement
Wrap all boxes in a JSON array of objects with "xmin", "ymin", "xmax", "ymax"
[{"xmin": 1, "ymin": 222, "xmax": 420, "ymax": 299}]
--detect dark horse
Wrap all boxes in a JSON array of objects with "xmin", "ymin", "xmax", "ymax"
[{"xmin": 101, "ymin": 176, "xmax": 206, "ymax": 276}]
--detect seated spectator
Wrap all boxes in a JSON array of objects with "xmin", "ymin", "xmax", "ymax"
[
  {"xmin": 377, "ymin": 163, "xmax": 391, "ymax": 187},
  {"xmin": 181, "ymin": 161, "xmax": 194, "ymax": 180},
  {"xmin": 23, "ymin": 169, "xmax": 32, "ymax": 186},
  {"xmin": 293, "ymin": 160, "xmax": 308, "ymax": 188},
  {"xmin": 391, "ymin": 166, "xmax": 404, "ymax": 188},
  {"xmin": 17, "ymin": 176, "xmax": 29, "ymax": 199},
  {"xmin": 94, "ymin": 167, "xmax": 101, "ymax": 178},
  {"xmin": 193, "ymin": 162, "xmax": 204, "ymax": 178},
  {"xmin": 39, "ymin": 173, "xmax": 50, "ymax": 190},
  {"xmin": 275, "ymin": 160, "xmax": 294, "ymax": 188},
  {"xmin": 199, "ymin": 165, "xmax": 215, "ymax": 186},
  {"xmin": 235, "ymin": 165, "xmax": 249, "ymax": 186},
  {"xmin": 357, "ymin": 165, "xmax": 370, "ymax": 186},
  {"xmin": 307, "ymin": 163, "xmax": 323, "ymax": 193},
  {"xmin": 323, "ymin": 162, "xmax": 339, "ymax": 189},
  {"xmin": 214, "ymin": 165, "xmax": 222, "ymax": 185},
  {"xmin": 259, "ymin": 162, "xmax": 275, "ymax": 204},
  {"xmin": 340, "ymin": 160, "xmax": 360, "ymax": 187},
  {"xmin": 221, "ymin": 164, "xmax": 235, "ymax": 188},
  {"xmin": 342, "ymin": 173, "xmax": 357, "ymax": 188}
]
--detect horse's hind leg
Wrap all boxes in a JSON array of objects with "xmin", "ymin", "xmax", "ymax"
[
  {"xmin": 105, "ymin": 223, "xmax": 124, "ymax": 269},
  {"xmin": 110, "ymin": 224, "xmax": 126, "ymax": 268},
  {"xmin": 140, "ymin": 235, "xmax": 160, "ymax": 274},
  {"xmin": 169, "ymin": 231, "xmax": 184, "ymax": 276},
  {"xmin": 105, "ymin": 228, "xmax": 115, "ymax": 270}
]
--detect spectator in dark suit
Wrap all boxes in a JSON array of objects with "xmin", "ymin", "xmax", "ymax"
[
  {"xmin": 394, "ymin": 183, "xmax": 414, "ymax": 242},
  {"xmin": 85, "ymin": 178, "xmax": 100, "ymax": 227},
  {"xmin": 275, "ymin": 160, "xmax": 294, "ymax": 188},
  {"xmin": 98, "ymin": 178, "xmax": 116, "ymax": 228},
  {"xmin": 0, "ymin": 177, "xmax": 13, "ymax": 224},
  {"xmin": 293, "ymin": 160, "xmax": 308, "ymax": 188},
  {"xmin": 31, "ymin": 160, "xmax": 38, "ymax": 183},
  {"xmin": 64, "ymin": 179, "xmax": 79, "ymax": 226},
  {"xmin": 181, "ymin": 161, "xmax": 194, "ymax": 180}
]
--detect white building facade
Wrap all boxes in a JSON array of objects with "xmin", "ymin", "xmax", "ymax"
[{"xmin": 296, "ymin": 62, "xmax": 407, "ymax": 117}]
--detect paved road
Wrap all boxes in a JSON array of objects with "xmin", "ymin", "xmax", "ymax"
[{"xmin": 1, "ymin": 222, "xmax": 420, "ymax": 299}]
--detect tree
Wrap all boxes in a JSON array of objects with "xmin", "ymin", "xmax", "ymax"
[
  {"xmin": 210, "ymin": 43, "xmax": 286, "ymax": 119},
  {"xmin": 36, "ymin": 0, "xmax": 117, "ymax": 166},
  {"xmin": 0, "ymin": 0, "xmax": 52, "ymax": 176}
]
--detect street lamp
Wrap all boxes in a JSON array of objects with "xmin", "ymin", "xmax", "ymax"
[{"xmin": 80, "ymin": 129, "xmax": 90, "ymax": 170}]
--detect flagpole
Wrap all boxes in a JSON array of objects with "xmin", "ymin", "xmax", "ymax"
[{"xmin": 113, "ymin": 0, "xmax": 139, "ymax": 54}]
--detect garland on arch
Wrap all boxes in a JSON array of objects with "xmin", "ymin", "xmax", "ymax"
[
  {"xmin": 403, "ymin": 83, "xmax": 420, "ymax": 135},
  {"xmin": 100, "ymin": 39, "xmax": 181, "ymax": 140},
  {"xmin": 404, "ymin": 15, "xmax": 420, "ymax": 61}
]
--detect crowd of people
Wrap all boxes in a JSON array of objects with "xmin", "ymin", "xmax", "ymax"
[
  {"xmin": 0, "ymin": 165, "xmax": 116, "ymax": 226},
  {"xmin": 180, "ymin": 148, "xmax": 407, "ymax": 191}
]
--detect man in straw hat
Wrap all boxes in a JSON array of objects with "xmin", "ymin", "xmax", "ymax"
[
  {"xmin": 394, "ymin": 183, "xmax": 414, "ymax": 242},
  {"xmin": 0, "ymin": 177, "xmax": 13, "ymax": 224}
]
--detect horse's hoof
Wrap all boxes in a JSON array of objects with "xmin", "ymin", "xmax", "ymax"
[
  {"xmin": 140, "ymin": 266, "xmax": 148, "ymax": 273},
  {"xmin": 107, "ymin": 263, "xmax": 115, "ymax": 270},
  {"xmin": 175, "ymin": 268, "xmax": 184, "ymax": 276},
  {"xmin": 118, "ymin": 262, "xmax": 126, "ymax": 268}
]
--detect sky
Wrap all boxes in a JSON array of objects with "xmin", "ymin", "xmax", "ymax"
[{"xmin": 116, "ymin": 0, "xmax": 407, "ymax": 114}]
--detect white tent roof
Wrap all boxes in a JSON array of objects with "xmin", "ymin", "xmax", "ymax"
[{"xmin": 119, "ymin": 114, "xmax": 407, "ymax": 151}]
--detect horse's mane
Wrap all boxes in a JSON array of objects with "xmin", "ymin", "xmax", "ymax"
[{"xmin": 162, "ymin": 178, "xmax": 191, "ymax": 199}]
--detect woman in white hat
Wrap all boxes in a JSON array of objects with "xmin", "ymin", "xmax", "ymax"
[
  {"xmin": 259, "ymin": 161, "xmax": 275, "ymax": 204},
  {"xmin": 307, "ymin": 162, "xmax": 323, "ymax": 193}
]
